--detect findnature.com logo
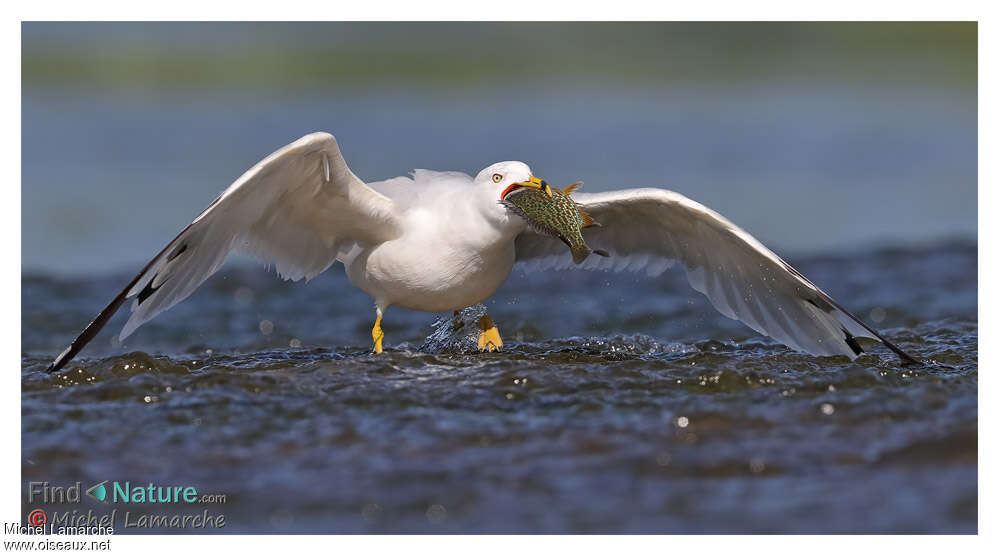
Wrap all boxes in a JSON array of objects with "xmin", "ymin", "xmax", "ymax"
[{"xmin": 30, "ymin": 481, "xmax": 205, "ymax": 504}]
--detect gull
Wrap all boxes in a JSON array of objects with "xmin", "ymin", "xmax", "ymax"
[{"xmin": 45, "ymin": 132, "xmax": 917, "ymax": 372}]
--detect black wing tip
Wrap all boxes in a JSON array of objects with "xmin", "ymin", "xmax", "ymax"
[
  {"xmin": 844, "ymin": 324, "xmax": 921, "ymax": 366},
  {"xmin": 45, "ymin": 362, "xmax": 66, "ymax": 374},
  {"xmin": 45, "ymin": 346, "xmax": 73, "ymax": 374},
  {"xmin": 166, "ymin": 242, "xmax": 188, "ymax": 262},
  {"xmin": 841, "ymin": 327, "xmax": 864, "ymax": 356},
  {"xmin": 41, "ymin": 206, "xmax": 199, "ymax": 375},
  {"xmin": 136, "ymin": 277, "xmax": 161, "ymax": 305},
  {"xmin": 806, "ymin": 297, "xmax": 835, "ymax": 312},
  {"xmin": 806, "ymin": 293, "xmax": 921, "ymax": 366}
]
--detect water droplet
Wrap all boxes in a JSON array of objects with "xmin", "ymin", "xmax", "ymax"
[
  {"xmin": 426, "ymin": 504, "xmax": 447, "ymax": 523},
  {"xmin": 656, "ymin": 452, "xmax": 671, "ymax": 466},
  {"xmin": 289, "ymin": 338, "xmax": 302, "ymax": 348},
  {"xmin": 233, "ymin": 287, "xmax": 254, "ymax": 305},
  {"xmin": 820, "ymin": 403, "xmax": 835, "ymax": 415},
  {"xmin": 361, "ymin": 503, "xmax": 381, "ymax": 522},
  {"xmin": 259, "ymin": 320, "xmax": 274, "ymax": 335},
  {"xmin": 749, "ymin": 458, "xmax": 766, "ymax": 473},
  {"xmin": 675, "ymin": 416, "xmax": 689, "ymax": 428},
  {"xmin": 869, "ymin": 307, "xmax": 887, "ymax": 323}
]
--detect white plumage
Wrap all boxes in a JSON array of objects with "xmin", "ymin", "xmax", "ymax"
[
  {"xmin": 515, "ymin": 189, "xmax": 882, "ymax": 358},
  {"xmin": 46, "ymin": 132, "xmax": 916, "ymax": 372}
]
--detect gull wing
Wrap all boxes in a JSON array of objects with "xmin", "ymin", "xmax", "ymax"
[
  {"xmin": 514, "ymin": 188, "xmax": 916, "ymax": 363},
  {"xmin": 47, "ymin": 132, "xmax": 400, "ymax": 372}
]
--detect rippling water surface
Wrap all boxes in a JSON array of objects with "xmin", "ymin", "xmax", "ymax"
[{"xmin": 21, "ymin": 241, "xmax": 976, "ymax": 533}]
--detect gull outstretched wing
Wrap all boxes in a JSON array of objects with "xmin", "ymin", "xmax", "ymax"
[
  {"xmin": 514, "ymin": 188, "xmax": 916, "ymax": 363},
  {"xmin": 47, "ymin": 132, "xmax": 400, "ymax": 373}
]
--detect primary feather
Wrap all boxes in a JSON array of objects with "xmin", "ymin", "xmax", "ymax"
[{"xmin": 120, "ymin": 132, "xmax": 400, "ymax": 340}]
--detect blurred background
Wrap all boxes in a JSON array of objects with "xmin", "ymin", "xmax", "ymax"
[{"xmin": 23, "ymin": 22, "xmax": 976, "ymax": 276}]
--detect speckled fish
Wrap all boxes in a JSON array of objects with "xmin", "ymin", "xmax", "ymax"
[{"xmin": 500, "ymin": 181, "xmax": 610, "ymax": 264}]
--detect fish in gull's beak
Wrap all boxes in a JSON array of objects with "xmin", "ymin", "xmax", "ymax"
[{"xmin": 500, "ymin": 175, "xmax": 553, "ymax": 200}]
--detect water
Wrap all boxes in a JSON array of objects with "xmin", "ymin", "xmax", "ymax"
[
  {"xmin": 21, "ymin": 85, "xmax": 976, "ymax": 277},
  {"xmin": 21, "ymin": 241, "xmax": 976, "ymax": 533}
]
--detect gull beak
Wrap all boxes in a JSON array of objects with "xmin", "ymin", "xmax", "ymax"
[{"xmin": 500, "ymin": 175, "xmax": 553, "ymax": 200}]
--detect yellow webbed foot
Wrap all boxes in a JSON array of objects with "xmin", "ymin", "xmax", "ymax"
[
  {"xmin": 477, "ymin": 314, "xmax": 503, "ymax": 352},
  {"xmin": 372, "ymin": 312, "xmax": 384, "ymax": 354}
]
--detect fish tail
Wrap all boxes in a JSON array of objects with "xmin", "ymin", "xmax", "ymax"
[
  {"xmin": 571, "ymin": 245, "xmax": 591, "ymax": 265},
  {"xmin": 571, "ymin": 246, "xmax": 607, "ymax": 263}
]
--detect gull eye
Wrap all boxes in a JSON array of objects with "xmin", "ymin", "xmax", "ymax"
[{"xmin": 492, "ymin": 173, "xmax": 503, "ymax": 183}]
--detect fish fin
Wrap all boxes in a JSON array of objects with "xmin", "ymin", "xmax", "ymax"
[
  {"xmin": 579, "ymin": 209, "xmax": 601, "ymax": 228},
  {"xmin": 593, "ymin": 249, "xmax": 609, "ymax": 258},
  {"xmin": 563, "ymin": 182, "xmax": 583, "ymax": 196}
]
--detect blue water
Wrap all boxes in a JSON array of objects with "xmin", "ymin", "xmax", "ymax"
[
  {"xmin": 21, "ymin": 241, "xmax": 977, "ymax": 533},
  {"xmin": 23, "ymin": 83, "xmax": 974, "ymax": 276}
]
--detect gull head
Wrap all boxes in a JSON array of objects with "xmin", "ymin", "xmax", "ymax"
[{"xmin": 475, "ymin": 161, "xmax": 552, "ymax": 202}]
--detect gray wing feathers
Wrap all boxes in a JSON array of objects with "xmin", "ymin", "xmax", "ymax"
[
  {"xmin": 47, "ymin": 132, "xmax": 399, "ymax": 372},
  {"xmin": 118, "ymin": 132, "xmax": 399, "ymax": 340},
  {"xmin": 515, "ymin": 188, "xmax": 915, "ymax": 362}
]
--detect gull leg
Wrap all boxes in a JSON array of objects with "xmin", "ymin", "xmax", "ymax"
[
  {"xmin": 372, "ymin": 308, "xmax": 385, "ymax": 354},
  {"xmin": 477, "ymin": 314, "xmax": 503, "ymax": 352}
]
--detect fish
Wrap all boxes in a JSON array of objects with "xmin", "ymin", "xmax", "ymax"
[{"xmin": 501, "ymin": 182, "xmax": 610, "ymax": 264}]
